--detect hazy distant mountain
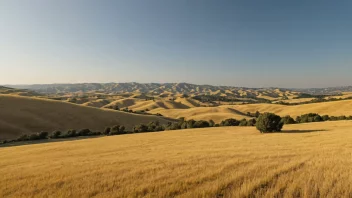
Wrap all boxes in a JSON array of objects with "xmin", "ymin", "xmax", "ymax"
[{"xmin": 7, "ymin": 82, "xmax": 351, "ymax": 96}]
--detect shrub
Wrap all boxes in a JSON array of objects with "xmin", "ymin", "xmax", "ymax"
[
  {"xmin": 38, "ymin": 131, "xmax": 49, "ymax": 139},
  {"xmin": 193, "ymin": 120, "xmax": 210, "ymax": 128},
  {"xmin": 17, "ymin": 134, "xmax": 29, "ymax": 141},
  {"xmin": 65, "ymin": 129, "xmax": 77, "ymax": 138},
  {"xmin": 247, "ymin": 118, "xmax": 256, "ymax": 126},
  {"xmin": 29, "ymin": 133, "xmax": 40, "ymax": 140},
  {"xmin": 78, "ymin": 129, "xmax": 91, "ymax": 136},
  {"xmin": 281, "ymin": 115, "xmax": 296, "ymax": 124},
  {"xmin": 239, "ymin": 119, "xmax": 248, "ymax": 126},
  {"xmin": 220, "ymin": 118, "xmax": 240, "ymax": 126},
  {"xmin": 119, "ymin": 126, "xmax": 126, "ymax": 133},
  {"xmin": 133, "ymin": 124, "xmax": 148, "ymax": 133},
  {"xmin": 109, "ymin": 125, "xmax": 126, "ymax": 135},
  {"xmin": 50, "ymin": 130, "xmax": 62, "ymax": 139},
  {"xmin": 103, "ymin": 127, "xmax": 111, "ymax": 135},
  {"xmin": 322, "ymin": 115, "xmax": 330, "ymax": 121},
  {"xmin": 209, "ymin": 120, "xmax": 215, "ymax": 127},
  {"xmin": 297, "ymin": 113, "xmax": 322, "ymax": 123},
  {"xmin": 256, "ymin": 113, "xmax": 283, "ymax": 133}
]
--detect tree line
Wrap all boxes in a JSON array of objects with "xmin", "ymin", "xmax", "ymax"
[{"xmin": 2, "ymin": 112, "xmax": 352, "ymax": 145}]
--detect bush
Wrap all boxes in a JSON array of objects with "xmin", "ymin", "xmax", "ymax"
[
  {"xmin": 247, "ymin": 118, "xmax": 256, "ymax": 126},
  {"xmin": 322, "ymin": 115, "xmax": 330, "ymax": 121},
  {"xmin": 17, "ymin": 134, "xmax": 29, "ymax": 141},
  {"xmin": 220, "ymin": 118, "xmax": 240, "ymax": 126},
  {"xmin": 103, "ymin": 127, "xmax": 111, "ymax": 135},
  {"xmin": 239, "ymin": 119, "xmax": 248, "ymax": 126},
  {"xmin": 38, "ymin": 131, "xmax": 49, "ymax": 139},
  {"xmin": 133, "ymin": 124, "xmax": 148, "ymax": 133},
  {"xmin": 29, "ymin": 133, "xmax": 40, "ymax": 140},
  {"xmin": 256, "ymin": 113, "xmax": 283, "ymax": 133},
  {"xmin": 193, "ymin": 120, "xmax": 210, "ymax": 128},
  {"xmin": 109, "ymin": 125, "xmax": 126, "ymax": 135},
  {"xmin": 65, "ymin": 129, "xmax": 77, "ymax": 138},
  {"xmin": 78, "ymin": 129, "xmax": 91, "ymax": 136},
  {"xmin": 209, "ymin": 120, "xmax": 215, "ymax": 127},
  {"xmin": 50, "ymin": 130, "xmax": 62, "ymax": 139},
  {"xmin": 281, "ymin": 115, "xmax": 296, "ymax": 124},
  {"xmin": 297, "ymin": 113, "xmax": 322, "ymax": 123}
]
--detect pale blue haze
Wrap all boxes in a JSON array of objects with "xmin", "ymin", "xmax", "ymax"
[{"xmin": 1, "ymin": 0, "xmax": 352, "ymax": 87}]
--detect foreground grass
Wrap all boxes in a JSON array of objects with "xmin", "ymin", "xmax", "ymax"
[{"xmin": 1, "ymin": 121, "xmax": 352, "ymax": 197}]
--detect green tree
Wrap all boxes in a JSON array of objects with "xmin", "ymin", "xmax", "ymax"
[
  {"xmin": 256, "ymin": 113, "xmax": 283, "ymax": 133},
  {"xmin": 281, "ymin": 115, "xmax": 295, "ymax": 124}
]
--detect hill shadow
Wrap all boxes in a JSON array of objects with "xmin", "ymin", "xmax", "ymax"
[
  {"xmin": 280, "ymin": 129, "xmax": 328, "ymax": 133},
  {"xmin": 0, "ymin": 136, "xmax": 102, "ymax": 148}
]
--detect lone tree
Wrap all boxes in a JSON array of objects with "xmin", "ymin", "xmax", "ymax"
[{"xmin": 256, "ymin": 113, "xmax": 283, "ymax": 133}]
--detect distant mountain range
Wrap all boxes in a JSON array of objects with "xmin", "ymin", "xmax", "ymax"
[{"xmin": 6, "ymin": 82, "xmax": 352, "ymax": 96}]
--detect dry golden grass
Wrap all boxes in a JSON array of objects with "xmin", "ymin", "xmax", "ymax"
[
  {"xmin": 150, "ymin": 106, "xmax": 252, "ymax": 123},
  {"xmin": 148, "ymin": 99, "xmax": 352, "ymax": 123},
  {"xmin": 274, "ymin": 98, "xmax": 315, "ymax": 104},
  {"xmin": 0, "ymin": 95, "xmax": 173, "ymax": 140},
  {"xmin": 1, "ymin": 121, "xmax": 351, "ymax": 197},
  {"xmin": 226, "ymin": 99, "xmax": 352, "ymax": 117}
]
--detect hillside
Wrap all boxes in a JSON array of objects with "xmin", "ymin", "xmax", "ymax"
[
  {"xmin": 1, "ymin": 121, "xmax": 351, "ymax": 197},
  {"xmin": 0, "ymin": 95, "xmax": 173, "ymax": 140},
  {"xmin": 147, "ymin": 99, "xmax": 352, "ymax": 122},
  {"xmin": 226, "ymin": 99, "xmax": 352, "ymax": 118}
]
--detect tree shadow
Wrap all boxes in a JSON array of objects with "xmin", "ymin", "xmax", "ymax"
[
  {"xmin": 0, "ymin": 136, "xmax": 102, "ymax": 148},
  {"xmin": 280, "ymin": 129, "xmax": 328, "ymax": 133}
]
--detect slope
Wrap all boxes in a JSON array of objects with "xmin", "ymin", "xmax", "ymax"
[{"xmin": 0, "ymin": 95, "xmax": 173, "ymax": 140}]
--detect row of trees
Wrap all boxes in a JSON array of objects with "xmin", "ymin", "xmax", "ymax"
[
  {"xmin": 280, "ymin": 113, "xmax": 352, "ymax": 124},
  {"xmin": 3, "ymin": 112, "xmax": 352, "ymax": 144}
]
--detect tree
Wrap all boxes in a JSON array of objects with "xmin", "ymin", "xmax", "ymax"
[
  {"xmin": 209, "ymin": 120, "xmax": 215, "ymax": 127},
  {"xmin": 220, "ymin": 118, "xmax": 240, "ymax": 126},
  {"xmin": 78, "ymin": 129, "xmax": 91, "ymax": 136},
  {"xmin": 104, "ymin": 127, "xmax": 111, "ymax": 135},
  {"xmin": 193, "ymin": 120, "xmax": 210, "ymax": 128},
  {"xmin": 133, "ymin": 124, "xmax": 148, "ymax": 133},
  {"xmin": 281, "ymin": 115, "xmax": 295, "ymax": 124},
  {"xmin": 322, "ymin": 115, "xmax": 330, "ymax": 121},
  {"xmin": 247, "ymin": 118, "xmax": 256, "ymax": 126},
  {"xmin": 38, "ymin": 131, "xmax": 49, "ymax": 139},
  {"xmin": 239, "ymin": 119, "xmax": 248, "ymax": 126},
  {"xmin": 17, "ymin": 134, "xmax": 29, "ymax": 141},
  {"xmin": 256, "ymin": 113, "xmax": 283, "ymax": 133},
  {"xmin": 50, "ymin": 130, "xmax": 62, "ymax": 139}
]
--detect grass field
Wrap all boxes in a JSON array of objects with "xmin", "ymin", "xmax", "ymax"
[{"xmin": 1, "ymin": 121, "xmax": 351, "ymax": 197}]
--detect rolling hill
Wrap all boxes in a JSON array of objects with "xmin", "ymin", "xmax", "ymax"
[
  {"xmin": 148, "ymin": 99, "xmax": 352, "ymax": 122},
  {"xmin": 0, "ymin": 95, "xmax": 174, "ymax": 140}
]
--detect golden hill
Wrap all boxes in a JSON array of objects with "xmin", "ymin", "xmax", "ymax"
[
  {"xmin": 103, "ymin": 97, "xmax": 202, "ymax": 112},
  {"xmin": 1, "ymin": 121, "xmax": 351, "ymax": 197},
  {"xmin": 150, "ymin": 106, "xmax": 252, "ymax": 123},
  {"xmin": 226, "ymin": 99, "xmax": 352, "ymax": 117},
  {"xmin": 148, "ymin": 99, "xmax": 352, "ymax": 122},
  {"xmin": 0, "ymin": 95, "xmax": 173, "ymax": 140}
]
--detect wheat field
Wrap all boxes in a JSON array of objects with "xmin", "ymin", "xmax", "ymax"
[{"xmin": 1, "ymin": 121, "xmax": 351, "ymax": 197}]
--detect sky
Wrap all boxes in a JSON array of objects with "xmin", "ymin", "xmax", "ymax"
[{"xmin": 1, "ymin": 0, "xmax": 352, "ymax": 88}]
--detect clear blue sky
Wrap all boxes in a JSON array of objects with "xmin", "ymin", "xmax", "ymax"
[{"xmin": 1, "ymin": 0, "xmax": 352, "ymax": 88}]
